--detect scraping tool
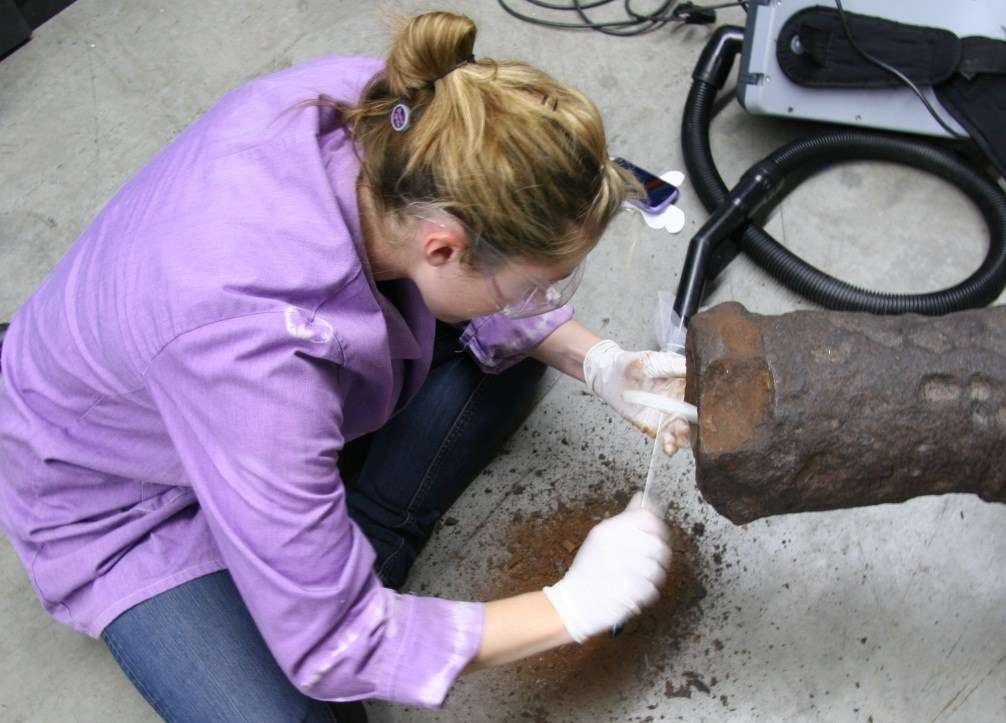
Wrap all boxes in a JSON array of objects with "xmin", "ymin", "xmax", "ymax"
[{"xmin": 611, "ymin": 391, "xmax": 697, "ymax": 636}]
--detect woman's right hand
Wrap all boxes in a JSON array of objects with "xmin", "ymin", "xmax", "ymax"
[{"xmin": 542, "ymin": 493, "xmax": 672, "ymax": 643}]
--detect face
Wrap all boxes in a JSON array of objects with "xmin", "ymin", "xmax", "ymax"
[{"xmin": 407, "ymin": 216, "xmax": 587, "ymax": 324}]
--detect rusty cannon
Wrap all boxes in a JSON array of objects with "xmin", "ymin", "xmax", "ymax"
[{"xmin": 684, "ymin": 302, "xmax": 1006, "ymax": 525}]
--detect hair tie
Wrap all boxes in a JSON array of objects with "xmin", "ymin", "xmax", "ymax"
[
  {"xmin": 428, "ymin": 54, "xmax": 475, "ymax": 87},
  {"xmin": 390, "ymin": 55, "xmax": 476, "ymax": 132}
]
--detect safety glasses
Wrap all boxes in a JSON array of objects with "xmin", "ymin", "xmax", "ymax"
[
  {"xmin": 477, "ymin": 240, "xmax": 586, "ymax": 318},
  {"xmin": 412, "ymin": 210, "xmax": 586, "ymax": 319}
]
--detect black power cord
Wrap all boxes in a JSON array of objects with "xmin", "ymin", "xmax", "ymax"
[
  {"xmin": 496, "ymin": 0, "xmax": 747, "ymax": 37},
  {"xmin": 501, "ymin": 0, "xmax": 967, "ymax": 134},
  {"xmin": 833, "ymin": 0, "xmax": 968, "ymax": 139}
]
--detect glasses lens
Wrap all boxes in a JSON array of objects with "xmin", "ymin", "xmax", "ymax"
[{"xmin": 498, "ymin": 258, "xmax": 586, "ymax": 319}]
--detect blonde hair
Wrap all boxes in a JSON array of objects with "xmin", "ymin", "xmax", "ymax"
[{"xmin": 340, "ymin": 11, "xmax": 640, "ymax": 268}]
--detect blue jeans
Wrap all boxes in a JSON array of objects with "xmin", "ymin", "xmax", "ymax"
[{"xmin": 101, "ymin": 322, "xmax": 546, "ymax": 722}]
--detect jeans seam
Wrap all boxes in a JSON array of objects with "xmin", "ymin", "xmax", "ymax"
[
  {"xmin": 376, "ymin": 535, "xmax": 408, "ymax": 584},
  {"xmin": 376, "ymin": 366, "xmax": 490, "ymax": 581},
  {"xmin": 104, "ymin": 630, "xmax": 177, "ymax": 722},
  {"xmin": 412, "ymin": 370, "xmax": 489, "ymax": 512}
]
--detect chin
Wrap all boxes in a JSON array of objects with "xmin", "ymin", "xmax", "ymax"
[
  {"xmin": 419, "ymin": 293, "xmax": 495, "ymax": 325},
  {"xmin": 429, "ymin": 303, "xmax": 495, "ymax": 325},
  {"xmin": 435, "ymin": 311, "xmax": 474, "ymax": 325}
]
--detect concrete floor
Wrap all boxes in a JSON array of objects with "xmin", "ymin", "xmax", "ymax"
[{"xmin": 2, "ymin": 1, "xmax": 1004, "ymax": 721}]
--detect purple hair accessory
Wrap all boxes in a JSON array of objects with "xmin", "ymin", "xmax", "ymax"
[{"xmin": 390, "ymin": 103, "xmax": 411, "ymax": 132}]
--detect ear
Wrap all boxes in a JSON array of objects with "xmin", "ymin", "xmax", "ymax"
[{"xmin": 419, "ymin": 222, "xmax": 468, "ymax": 269}]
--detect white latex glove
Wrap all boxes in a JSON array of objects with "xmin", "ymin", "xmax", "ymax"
[
  {"xmin": 583, "ymin": 339, "xmax": 690, "ymax": 455},
  {"xmin": 542, "ymin": 493, "xmax": 671, "ymax": 643}
]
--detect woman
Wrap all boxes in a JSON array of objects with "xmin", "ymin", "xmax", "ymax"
[{"xmin": 0, "ymin": 11, "xmax": 689, "ymax": 722}]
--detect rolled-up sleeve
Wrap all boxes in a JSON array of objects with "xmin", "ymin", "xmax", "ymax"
[
  {"xmin": 144, "ymin": 311, "xmax": 484, "ymax": 707},
  {"xmin": 459, "ymin": 304, "xmax": 574, "ymax": 373}
]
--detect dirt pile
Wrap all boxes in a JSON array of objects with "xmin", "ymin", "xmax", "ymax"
[{"xmin": 480, "ymin": 486, "xmax": 711, "ymax": 711}]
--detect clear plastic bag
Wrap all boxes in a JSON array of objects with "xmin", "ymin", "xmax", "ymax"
[{"xmin": 655, "ymin": 290, "xmax": 687, "ymax": 354}]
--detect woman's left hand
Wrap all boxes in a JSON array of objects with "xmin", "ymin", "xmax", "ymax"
[{"xmin": 583, "ymin": 339, "xmax": 690, "ymax": 456}]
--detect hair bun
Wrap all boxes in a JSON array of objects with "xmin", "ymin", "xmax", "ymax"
[{"xmin": 386, "ymin": 12, "xmax": 477, "ymax": 96}]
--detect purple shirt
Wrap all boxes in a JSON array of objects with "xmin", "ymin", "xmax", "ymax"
[{"xmin": 0, "ymin": 57, "xmax": 572, "ymax": 707}]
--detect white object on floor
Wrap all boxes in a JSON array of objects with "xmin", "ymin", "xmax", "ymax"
[{"xmin": 662, "ymin": 170, "xmax": 685, "ymax": 187}]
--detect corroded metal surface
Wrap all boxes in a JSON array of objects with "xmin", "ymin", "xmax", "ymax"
[{"xmin": 686, "ymin": 302, "xmax": 1006, "ymax": 524}]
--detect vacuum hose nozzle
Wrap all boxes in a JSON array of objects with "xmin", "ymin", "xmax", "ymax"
[{"xmin": 673, "ymin": 160, "xmax": 783, "ymax": 329}]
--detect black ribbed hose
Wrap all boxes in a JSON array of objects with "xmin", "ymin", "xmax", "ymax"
[{"xmin": 681, "ymin": 27, "xmax": 1006, "ymax": 316}]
